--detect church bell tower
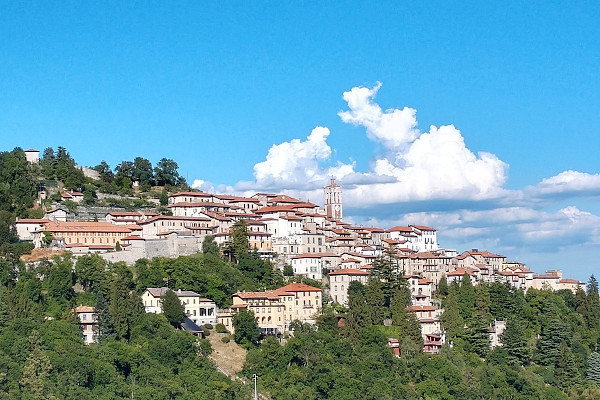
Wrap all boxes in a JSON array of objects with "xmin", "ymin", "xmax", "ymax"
[{"xmin": 324, "ymin": 178, "xmax": 342, "ymax": 220}]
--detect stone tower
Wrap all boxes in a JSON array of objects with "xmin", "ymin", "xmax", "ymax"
[{"xmin": 324, "ymin": 178, "xmax": 342, "ymax": 220}]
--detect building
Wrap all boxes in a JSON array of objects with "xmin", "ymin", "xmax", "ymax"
[
  {"xmin": 141, "ymin": 287, "xmax": 217, "ymax": 326},
  {"xmin": 23, "ymin": 148, "xmax": 40, "ymax": 164},
  {"xmin": 272, "ymin": 283, "xmax": 322, "ymax": 329},
  {"xmin": 74, "ymin": 306, "xmax": 97, "ymax": 344},
  {"xmin": 329, "ymin": 268, "xmax": 370, "ymax": 306},
  {"xmin": 229, "ymin": 291, "xmax": 286, "ymax": 336},
  {"xmin": 15, "ymin": 218, "xmax": 50, "ymax": 241},
  {"xmin": 33, "ymin": 221, "xmax": 135, "ymax": 248},
  {"xmin": 324, "ymin": 178, "xmax": 342, "ymax": 220},
  {"xmin": 61, "ymin": 190, "xmax": 84, "ymax": 203}
]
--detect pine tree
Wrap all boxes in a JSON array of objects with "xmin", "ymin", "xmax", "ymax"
[
  {"xmin": 501, "ymin": 317, "xmax": 529, "ymax": 365},
  {"xmin": 555, "ymin": 341, "xmax": 581, "ymax": 391},
  {"xmin": 464, "ymin": 313, "xmax": 490, "ymax": 357},
  {"xmin": 162, "ymin": 289, "xmax": 184, "ymax": 327},
  {"xmin": 586, "ymin": 275, "xmax": 600, "ymax": 330},
  {"xmin": 108, "ymin": 279, "xmax": 133, "ymax": 340},
  {"xmin": 440, "ymin": 286, "xmax": 465, "ymax": 341},
  {"xmin": 587, "ymin": 351, "xmax": 600, "ymax": 386},
  {"xmin": 535, "ymin": 318, "xmax": 570, "ymax": 365},
  {"xmin": 95, "ymin": 292, "xmax": 115, "ymax": 342}
]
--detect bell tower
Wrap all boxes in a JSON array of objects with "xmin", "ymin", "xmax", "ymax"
[{"xmin": 324, "ymin": 178, "xmax": 342, "ymax": 220}]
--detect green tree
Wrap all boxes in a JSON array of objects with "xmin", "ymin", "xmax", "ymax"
[
  {"xmin": 437, "ymin": 274, "xmax": 449, "ymax": 297},
  {"xmin": 390, "ymin": 290, "xmax": 423, "ymax": 348},
  {"xmin": 228, "ymin": 219, "xmax": 249, "ymax": 260},
  {"xmin": 132, "ymin": 157, "xmax": 154, "ymax": 190},
  {"xmin": 586, "ymin": 275, "xmax": 600, "ymax": 330},
  {"xmin": 159, "ymin": 188, "xmax": 169, "ymax": 206},
  {"xmin": 501, "ymin": 317, "xmax": 529, "ymax": 365},
  {"xmin": 0, "ymin": 211, "xmax": 17, "ymax": 245},
  {"xmin": 75, "ymin": 254, "xmax": 107, "ymax": 293},
  {"xmin": 282, "ymin": 264, "xmax": 294, "ymax": 277},
  {"xmin": 363, "ymin": 278, "xmax": 386, "ymax": 326},
  {"xmin": 535, "ymin": 318, "xmax": 571, "ymax": 365},
  {"xmin": 202, "ymin": 235, "xmax": 219, "ymax": 256},
  {"xmin": 154, "ymin": 158, "xmax": 183, "ymax": 187},
  {"xmin": 555, "ymin": 341, "xmax": 581, "ymax": 391},
  {"xmin": 457, "ymin": 273, "xmax": 476, "ymax": 321},
  {"xmin": 95, "ymin": 292, "xmax": 115, "ymax": 342},
  {"xmin": 19, "ymin": 331, "xmax": 57, "ymax": 400},
  {"xmin": 587, "ymin": 351, "xmax": 600, "ymax": 386},
  {"xmin": 370, "ymin": 247, "xmax": 404, "ymax": 306},
  {"xmin": 463, "ymin": 313, "xmax": 490, "ymax": 357},
  {"xmin": 46, "ymin": 256, "xmax": 75, "ymax": 308},
  {"xmin": 162, "ymin": 289, "xmax": 184, "ymax": 327},
  {"xmin": 440, "ymin": 285, "xmax": 465, "ymax": 342},
  {"xmin": 94, "ymin": 160, "xmax": 114, "ymax": 183},
  {"xmin": 233, "ymin": 309, "xmax": 261, "ymax": 347}
]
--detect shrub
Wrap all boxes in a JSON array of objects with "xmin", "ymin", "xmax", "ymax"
[
  {"xmin": 203, "ymin": 323, "xmax": 214, "ymax": 330},
  {"xmin": 215, "ymin": 323, "xmax": 228, "ymax": 333},
  {"xmin": 221, "ymin": 336, "xmax": 230, "ymax": 344}
]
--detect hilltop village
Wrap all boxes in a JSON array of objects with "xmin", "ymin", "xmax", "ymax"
[
  {"xmin": 1, "ymin": 146, "xmax": 599, "ymax": 398},
  {"xmin": 14, "ymin": 148, "xmax": 585, "ymax": 351}
]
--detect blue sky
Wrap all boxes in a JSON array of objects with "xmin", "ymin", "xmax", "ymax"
[{"xmin": 1, "ymin": 2, "xmax": 599, "ymax": 280}]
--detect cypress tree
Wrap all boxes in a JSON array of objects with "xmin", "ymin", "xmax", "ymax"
[
  {"xmin": 162, "ymin": 289, "xmax": 184, "ymax": 327},
  {"xmin": 364, "ymin": 278, "xmax": 386, "ymax": 325},
  {"xmin": 437, "ymin": 274, "xmax": 449, "ymax": 297},
  {"xmin": 95, "ymin": 292, "xmax": 115, "ymax": 342},
  {"xmin": 458, "ymin": 273, "xmax": 475, "ymax": 321},
  {"xmin": 390, "ymin": 290, "xmax": 423, "ymax": 349}
]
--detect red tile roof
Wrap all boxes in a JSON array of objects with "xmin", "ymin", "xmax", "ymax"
[
  {"xmin": 274, "ymin": 283, "xmax": 322, "ymax": 294},
  {"xmin": 329, "ymin": 268, "xmax": 369, "ymax": 276}
]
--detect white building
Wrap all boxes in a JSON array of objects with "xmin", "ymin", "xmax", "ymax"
[{"xmin": 141, "ymin": 287, "xmax": 217, "ymax": 326}]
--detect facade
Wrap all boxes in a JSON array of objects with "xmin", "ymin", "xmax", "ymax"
[
  {"xmin": 33, "ymin": 221, "xmax": 134, "ymax": 248},
  {"xmin": 141, "ymin": 287, "xmax": 217, "ymax": 326},
  {"xmin": 273, "ymin": 283, "xmax": 322, "ymax": 329},
  {"xmin": 231, "ymin": 291, "xmax": 286, "ymax": 336},
  {"xmin": 23, "ymin": 148, "xmax": 40, "ymax": 164},
  {"xmin": 329, "ymin": 268, "xmax": 370, "ymax": 306},
  {"xmin": 74, "ymin": 306, "xmax": 97, "ymax": 344},
  {"xmin": 15, "ymin": 218, "xmax": 50, "ymax": 241}
]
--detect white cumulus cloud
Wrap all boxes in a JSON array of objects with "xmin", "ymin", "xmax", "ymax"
[
  {"xmin": 248, "ymin": 126, "xmax": 355, "ymax": 190},
  {"xmin": 338, "ymin": 83, "xmax": 508, "ymax": 204}
]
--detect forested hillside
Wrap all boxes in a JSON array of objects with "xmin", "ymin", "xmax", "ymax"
[
  {"xmin": 243, "ymin": 271, "xmax": 600, "ymax": 399},
  {"xmin": 0, "ymin": 248, "xmax": 283, "ymax": 399}
]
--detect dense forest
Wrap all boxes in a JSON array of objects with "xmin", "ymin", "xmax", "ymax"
[
  {"xmin": 0, "ymin": 245, "xmax": 286, "ymax": 399},
  {"xmin": 243, "ymin": 272, "xmax": 600, "ymax": 399}
]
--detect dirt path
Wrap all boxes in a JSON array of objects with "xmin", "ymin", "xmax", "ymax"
[
  {"xmin": 207, "ymin": 332, "xmax": 247, "ymax": 376},
  {"xmin": 206, "ymin": 331, "xmax": 270, "ymax": 399}
]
